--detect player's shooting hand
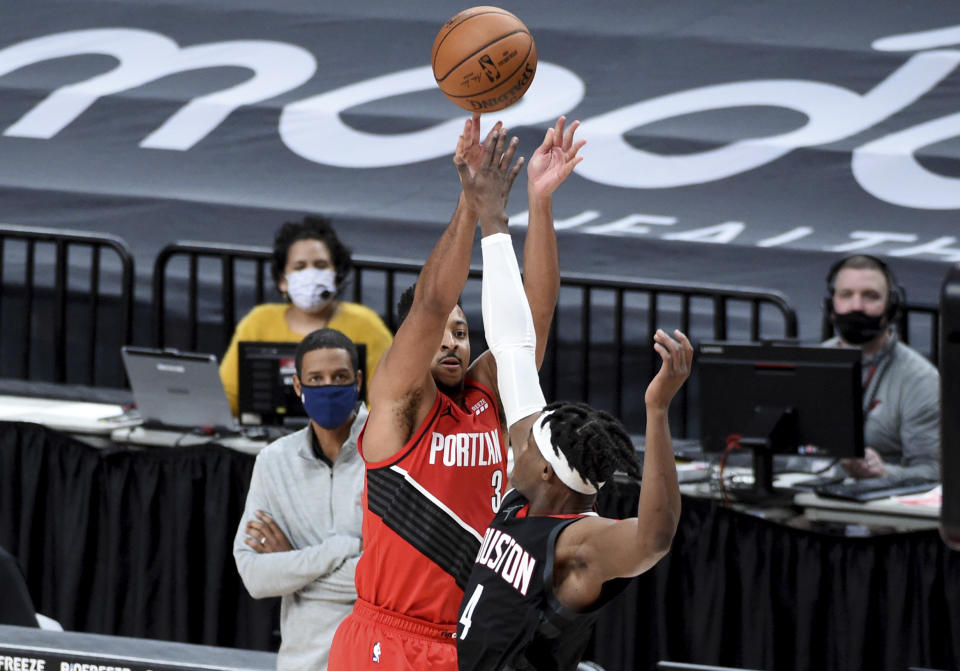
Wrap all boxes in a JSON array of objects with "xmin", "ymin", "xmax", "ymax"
[
  {"xmin": 526, "ymin": 116, "xmax": 585, "ymax": 199},
  {"xmin": 841, "ymin": 446, "xmax": 886, "ymax": 479},
  {"xmin": 644, "ymin": 329, "xmax": 693, "ymax": 411},
  {"xmin": 455, "ymin": 113, "xmax": 494, "ymax": 179},
  {"xmin": 244, "ymin": 510, "xmax": 293, "ymax": 554},
  {"xmin": 456, "ymin": 124, "xmax": 524, "ymax": 222}
]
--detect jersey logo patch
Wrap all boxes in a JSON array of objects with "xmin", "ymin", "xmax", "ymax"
[
  {"xmin": 372, "ymin": 641, "xmax": 381, "ymax": 663},
  {"xmin": 471, "ymin": 398, "xmax": 489, "ymax": 415}
]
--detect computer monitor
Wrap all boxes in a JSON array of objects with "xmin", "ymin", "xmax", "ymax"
[
  {"xmin": 697, "ymin": 341, "xmax": 864, "ymax": 504},
  {"xmin": 237, "ymin": 341, "xmax": 366, "ymax": 427}
]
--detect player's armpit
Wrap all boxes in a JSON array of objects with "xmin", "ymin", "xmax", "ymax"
[
  {"xmin": 362, "ymin": 372, "xmax": 436, "ymax": 463},
  {"xmin": 556, "ymin": 515, "xmax": 669, "ymax": 603}
]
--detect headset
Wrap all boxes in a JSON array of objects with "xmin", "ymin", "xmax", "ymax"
[{"xmin": 824, "ymin": 253, "xmax": 905, "ymax": 323}]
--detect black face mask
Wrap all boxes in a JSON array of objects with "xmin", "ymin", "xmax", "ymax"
[{"xmin": 831, "ymin": 310, "xmax": 886, "ymax": 345}]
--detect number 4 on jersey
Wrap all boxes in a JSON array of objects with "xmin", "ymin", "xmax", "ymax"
[{"xmin": 459, "ymin": 584, "xmax": 484, "ymax": 640}]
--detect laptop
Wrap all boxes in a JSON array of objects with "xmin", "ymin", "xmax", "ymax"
[{"xmin": 121, "ymin": 346, "xmax": 237, "ymax": 432}]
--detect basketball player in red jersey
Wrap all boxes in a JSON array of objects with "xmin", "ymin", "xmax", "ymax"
[{"xmin": 327, "ymin": 113, "xmax": 585, "ymax": 671}]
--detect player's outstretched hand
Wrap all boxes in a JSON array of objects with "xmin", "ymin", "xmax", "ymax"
[
  {"xmin": 527, "ymin": 116, "xmax": 586, "ymax": 199},
  {"xmin": 455, "ymin": 123, "xmax": 524, "ymax": 220},
  {"xmin": 645, "ymin": 329, "xmax": 693, "ymax": 411},
  {"xmin": 455, "ymin": 113, "xmax": 499, "ymax": 180}
]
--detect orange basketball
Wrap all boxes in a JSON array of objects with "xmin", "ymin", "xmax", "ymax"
[{"xmin": 431, "ymin": 6, "xmax": 537, "ymax": 112}]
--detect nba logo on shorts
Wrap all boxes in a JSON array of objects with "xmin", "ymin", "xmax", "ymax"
[{"xmin": 372, "ymin": 641, "xmax": 382, "ymax": 663}]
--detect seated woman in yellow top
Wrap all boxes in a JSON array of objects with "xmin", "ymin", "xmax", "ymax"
[{"xmin": 219, "ymin": 215, "xmax": 393, "ymax": 414}]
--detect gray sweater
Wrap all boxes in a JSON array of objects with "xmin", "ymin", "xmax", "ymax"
[
  {"xmin": 824, "ymin": 333, "xmax": 940, "ymax": 481},
  {"xmin": 233, "ymin": 406, "xmax": 367, "ymax": 671}
]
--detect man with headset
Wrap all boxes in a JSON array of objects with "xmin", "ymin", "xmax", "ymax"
[{"xmin": 823, "ymin": 254, "xmax": 939, "ymax": 480}]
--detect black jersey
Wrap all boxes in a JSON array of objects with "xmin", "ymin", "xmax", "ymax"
[{"xmin": 456, "ymin": 489, "xmax": 629, "ymax": 671}]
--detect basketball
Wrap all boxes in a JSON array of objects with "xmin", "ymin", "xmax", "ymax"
[{"xmin": 431, "ymin": 6, "xmax": 537, "ymax": 112}]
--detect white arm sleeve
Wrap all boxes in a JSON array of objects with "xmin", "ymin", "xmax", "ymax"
[{"xmin": 481, "ymin": 233, "xmax": 546, "ymax": 428}]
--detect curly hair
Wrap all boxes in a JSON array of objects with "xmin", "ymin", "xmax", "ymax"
[
  {"xmin": 271, "ymin": 215, "xmax": 353, "ymax": 288},
  {"xmin": 541, "ymin": 401, "xmax": 642, "ymax": 488}
]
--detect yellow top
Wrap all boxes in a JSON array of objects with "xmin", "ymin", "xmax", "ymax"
[{"xmin": 219, "ymin": 302, "xmax": 393, "ymax": 414}]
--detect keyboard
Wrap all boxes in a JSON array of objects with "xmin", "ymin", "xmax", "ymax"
[
  {"xmin": 814, "ymin": 477, "xmax": 939, "ymax": 502},
  {"xmin": 792, "ymin": 475, "xmax": 846, "ymax": 491}
]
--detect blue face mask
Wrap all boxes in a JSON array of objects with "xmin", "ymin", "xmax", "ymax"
[{"xmin": 300, "ymin": 383, "xmax": 359, "ymax": 429}]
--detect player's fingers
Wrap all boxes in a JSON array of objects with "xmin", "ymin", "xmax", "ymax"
[
  {"xmin": 563, "ymin": 119, "xmax": 580, "ymax": 151},
  {"xmin": 654, "ymin": 328, "xmax": 676, "ymax": 346},
  {"xmin": 659, "ymin": 333, "xmax": 683, "ymax": 365},
  {"xmin": 673, "ymin": 329, "xmax": 691, "ymax": 346},
  {"xmin": 568, "ymin": 138, "xmax": 587, "ymax": 161},
  {"xmin": 244, "ymin": 536, "xmax": 265, "ymax": 553},
  {"xmin": 454, "ymin": 134, "xmax": 467, "ymax": 166},
  {"xmin": 554, "ymin": 116, "xmax": 566, "ymax": 146},
  {"xmin": 653, "ymin": 342, "xmax": 670, "ymax": 364},
  {"xmin": 481, "ymin": 120, "xmax": 503, "ymax": 146},
  {"xmin": 561, "ymin": 155, "xmax": 584, "ymax": 179},
  {"xmin": 674, "ymin": 330, "xmax": 694, "ymax": 365},
  {"xmin": 507, "ymin": 156, "xmax": 524, "ymax": 190},
  {"xmin": 538, "ymin": 126, "xmax": 554, "ymax": 153},
  {"xmin": 455, "ymin": 152, "xmax": 472, "ymax": 182},
  {"xmin": 499, "ymin": 135, "xmax": 519, "ymax": 170},
  {"xmin": 656, "ymin": 330, "xmax": 687, "ymax": 373},
  {"xmin": 482, "ymin": 128, "xmax": 501, "ymax": 165}
]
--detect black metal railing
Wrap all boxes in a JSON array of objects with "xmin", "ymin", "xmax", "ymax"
[
  {"xmin": 0, "ymin": 224, "xmax": 135, "ymax": 386},
  {"xmin": 152, "ymin": 241, "xmax": 799, "ymax": 435},
  {"xmin": 152, "ymin": 241, "xmax": 276, "ymax": 351}
]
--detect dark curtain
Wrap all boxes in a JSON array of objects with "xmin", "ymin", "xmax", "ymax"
[
  {"xmin": 0, "ymin": 421, "xmax": 278, "ymax": 650},
  {"xmin": 587, "ymin": 480, "xmax": 960, "ymax": 671},
  {"xmin": 3, "ymin": 420, "xmax": 960, "ymax": 669}
]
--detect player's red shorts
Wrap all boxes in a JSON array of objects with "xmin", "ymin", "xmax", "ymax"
[{"xmin": 329, "ymin": 598, "xmax": 458, "ymax": 671}]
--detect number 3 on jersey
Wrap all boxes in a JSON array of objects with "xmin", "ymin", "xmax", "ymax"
[
  {"xmin": 459, "ymin": 584, "xmax": 484, "ymax": 640},
  {"xmin": 491, "ymin": 470, "xmax": 503, "ymax": 512}
]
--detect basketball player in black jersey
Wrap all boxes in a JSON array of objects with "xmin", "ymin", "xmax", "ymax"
[{"xmin": 457, "ymin": 185, "xmax": 692, "ymax": 670}]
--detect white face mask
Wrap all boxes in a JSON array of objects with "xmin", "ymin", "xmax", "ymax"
[{"xmin": 285, "ymin": 267, "xmax": 338, "ymax": 313}]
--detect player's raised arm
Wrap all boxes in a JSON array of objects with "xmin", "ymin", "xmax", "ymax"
[
  {"xmin": 471, "ymin": 117, "xmax": 583, "ymax": 420},
  {"xmin": 556, "ymin": 330, "xmax": 691, "ymax": 608},
  {"xmin": 363, "ymin": 118, "xmax": 523, "ymax": 462},
  {"xmin": 523, "ymin": 117, "xmax": 584, "ymax": 367},
  {"xmin": 475, "ymin": 135, "xmax": 555, "ymax": 453}
]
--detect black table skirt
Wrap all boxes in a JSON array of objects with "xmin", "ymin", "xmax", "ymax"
[
  {"xmin": 0, "ymin": 421, "xmax": 278, "ymax": 650},
  {"xmin": 1, "ymin": 421, "xmax": 958, "ymax": 670}
]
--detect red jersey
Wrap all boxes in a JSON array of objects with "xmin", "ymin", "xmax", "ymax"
[{"xmin": 355, "ymin": 381, "xmax": 507, "ymax": 625}]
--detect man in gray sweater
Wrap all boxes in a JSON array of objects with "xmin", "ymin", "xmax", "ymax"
[
  {"xmin": 824, "ymin": 254, "xmax": 940, "ymax": 481},
  {"xmin": 234, "ymin": 328, "xmax": 366, "ymax": 670}
]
